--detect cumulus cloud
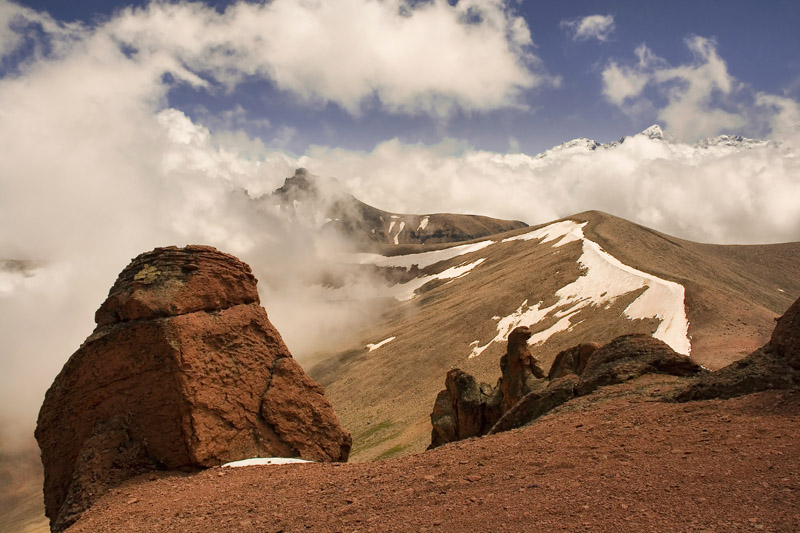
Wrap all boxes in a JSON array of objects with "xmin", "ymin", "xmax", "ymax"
[
  {"xmin": 560, "ymin": 14, "xmax": 615, "ymax": 42},
  {"xmin": 98, "ymin": 0, "xmax": 545, "ymax": 117},
  {"xmin": 598, "ymin": 35, "xmax": 799, "ymax": 140},
  {"xmin": 602, "ymin": 44, "xmax": 659, "ymax": 105}
]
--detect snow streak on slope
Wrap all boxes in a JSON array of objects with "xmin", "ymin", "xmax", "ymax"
[
  {"xmin": 388, "ymin": 258, "xmax": 487, "ymax": 301},
  {"xmin": 469, "ymin": 221, "xmax": 691, "ymax": 357},
  {"xmin": 351, "ymin": 240, "xmax": 493, "ymax": 269},
  {"xmin": 366, "ymin": 336, "xmax": 396, "ymax": 352}
]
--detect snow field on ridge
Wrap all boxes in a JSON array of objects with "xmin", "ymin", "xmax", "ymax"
[{"xmin": 469, "ymin": 220, "xmax": 691, "ymax": 357}]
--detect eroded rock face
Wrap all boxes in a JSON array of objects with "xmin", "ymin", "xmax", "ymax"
[
  {"xmin": 428, "ymin": 327, "xmax": 544, "ymax": 448},
  {"xmin": 35, "ymin": 246, "xmax": 351, "ymax": 532},
  {"xmin": 428, "ymin": 369, "xmax": 500, "ymax": 449},
  {"xmin": 499, "ymin": 326, "xmax": 546, "ymax": 412},
  {"xmin": 576, "ymin": 334, "xmax": 704, "ymax": 395},
  {"xmin": 429, "ymin": 330, "xmax": 706, "ymax": 448}
]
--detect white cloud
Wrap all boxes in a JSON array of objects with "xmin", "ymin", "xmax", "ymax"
[
  {"xmin": 299, "ymin": 134, "xmax": 800, "ymax": 247},
  {"xmin": 597, "ymin": 36, "xmax": 800, "ymax": 140},
  {"xmin": 92, "ymin": 0, "xmax": 546, "ymax": 117},
  {"xmin": 560, "ymin": 14, "xmax": 615, "ymax": 42}
]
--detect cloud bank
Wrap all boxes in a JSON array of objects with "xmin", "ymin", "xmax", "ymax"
[{"xmin": 0, "ymin": 0, "xmax": 546, "ymax": 118}]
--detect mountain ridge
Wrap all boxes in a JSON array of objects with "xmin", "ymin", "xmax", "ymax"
[{"xmin": 309, "ymin": 209, "xmax": 800, "ymax": 462}]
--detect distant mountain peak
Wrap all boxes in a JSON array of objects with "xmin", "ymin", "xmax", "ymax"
[{"xmin": 640, "ymin": 124, "xmax": 665, "ymax": 139}]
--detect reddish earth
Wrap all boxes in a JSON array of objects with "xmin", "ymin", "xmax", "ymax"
[{"xmin": 69, "ymin": 380, "xmax": 800, "ymax": 532}]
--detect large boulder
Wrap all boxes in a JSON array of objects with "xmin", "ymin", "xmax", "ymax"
[
  {"xmin": 673, "ymin": 296, "xmax": 800, "ymax": 402},
  {"xmin": 35, "ymin": 246, "xmax": 351, "ymax": 532},
  {"xmin": 548, "ymin": 342, "xmax": 600, "ymax": 380},
  {"xmin": 576, "ymin": 334, "xmax": 704, "ymax": 395},
  {"xmin": 771, "ymin": 296, "xmax": 800, "ymax": 368}
]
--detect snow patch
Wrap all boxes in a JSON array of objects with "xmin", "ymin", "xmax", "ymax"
[
  {"xmin": 222, "ymin": 457, "xmax": 312, "ymax": 468},
  {"xmin": 388, "ymin": 220, "xmax": 396, "ymax": 234},
  {"xmin": 393, "ymin": 221, "xmax": 406, "ymax": 245},
  {"xmin": 417, "ymin": 216, "xmax": 430, "ymax": 232},
  {"xmin": 389, "ymin": 258, "xmax": 486, "ymax": 301},
  {"xmin": 502, "ymin": 220, "xmax": 585, "ymax": 246},
  {"xmin": 470, "ymin": 220, "xmax": 690, "ymax": 358},
  {"xmin": 366, "ymin": 336, "xmax": 396, "ymax": 352},
  {"xmin": 350, "ymin": 240, "xmax": 493, "ymax": 270}
]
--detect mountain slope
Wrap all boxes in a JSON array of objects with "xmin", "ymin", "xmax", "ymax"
[
  {"xmin": 261, "ymin": 168, "xmax": 528, "ymax": 248},
  {"xmin": 68, "ymin": 387, "xmax": 800, "ymax": 532},
  {"xmin": 309, "ymin": 211, "xmax": 800, "ymax": 461}
]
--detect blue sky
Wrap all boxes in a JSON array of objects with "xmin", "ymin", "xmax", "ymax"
[{"xmin": 6, "ymin": 0, "xmax": 800, "ymax": 155}]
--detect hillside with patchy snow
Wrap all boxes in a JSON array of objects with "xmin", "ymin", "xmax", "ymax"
[{"xmin": 311, "ymin": 210, "xmax": 800, "ymax": 462}]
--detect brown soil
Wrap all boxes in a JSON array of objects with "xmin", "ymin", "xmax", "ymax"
[{"xmin": 69, "ymin": 382, "xmax": 800, "ymax": 533}]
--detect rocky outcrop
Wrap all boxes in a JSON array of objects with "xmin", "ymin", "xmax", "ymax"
[
  {"xmin": 35, "ymin": 245, "xmax": 351, "ymax": 532},
  {"xmin": 430, "ymin": 331, "xmax": 706, "ymax": 447},
  {"xmin": 428, "ymin": 327, "xmax": 542, "ymax": 448},
  {"xmin": 429, "ymin": 370, "xmax": 501, "ymax": 449},
  {"xmin": 548, "ymin": 343, "xmax": 599, "ymax": 380},
  {"xmin": 498, "ymin": 326, "xmax": 546, "ymax": 412},
  {"xmin": 576, "ymin": 334, "xmax": 704, "ymax": 395},
  {"xmin": 488, "ymin": 375, "xmax": 579, "ymax": 435},
  {"xmin": 673, "ymin": 296, "xmax": 800, "ymax": 402},
  {"xmin": 771, "ymin": 296, "xmax": 800, "ymax": 368}
]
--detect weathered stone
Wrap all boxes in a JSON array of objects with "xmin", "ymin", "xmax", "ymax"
[
  {"xmin": 672, "ymin": 296, "xmax": 800, "ymax": 402},
  {"xmin": 499, "ymin": 326, "xmax": 546, "ymax": 412},
  {"xmin": 488, "ymin": 375, "xmax": 579, "ymax": 435},
  {"xmin": 35, "ymin": 246, "xmax": 350, "ymax": 531},
  {"xmin": 548, "ymin": 343, "xmax": 600, "ymax": 380},
  {"xmin": 771, "ymin": 296, "xmax": 800, "ymax": 368},
  {"xmin": 577, "ymin": 334, "xmax": 704, "ymax": 395}
]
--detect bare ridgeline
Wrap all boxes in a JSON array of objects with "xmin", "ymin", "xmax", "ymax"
[{"xmin": 34, "ymin": 240, "xmax": 800, "ymax": 531}]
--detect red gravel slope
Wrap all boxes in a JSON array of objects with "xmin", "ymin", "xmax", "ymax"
[{"xmin": 69, "ymin": 381, "xmax": 800, "ymax": 533}]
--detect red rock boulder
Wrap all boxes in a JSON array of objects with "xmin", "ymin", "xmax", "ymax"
[{"xmin": 35, "ymin": 245, "xmax": 351, "ymax": 532}]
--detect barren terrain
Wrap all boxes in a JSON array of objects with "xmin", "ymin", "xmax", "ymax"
[{"xmin": 70, "ymin": 381, "xmax": 800, "ymax": 532}]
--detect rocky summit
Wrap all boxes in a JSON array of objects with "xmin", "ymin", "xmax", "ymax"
[{"xmin": 35, "ymin": 245, "xmax": 351, "ymax": 532}]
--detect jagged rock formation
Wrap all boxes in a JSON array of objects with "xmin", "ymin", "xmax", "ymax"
[
  {"xmin": 429, "ymin": 326, "xmax": 545, "ymax": 449},
  {"xmin": 428, "ymin": 370, "xmax": 501, "ymax": 449},
  {"xmin": 576, "ymin": 335, "xmax": 704, "ymax": 396},
  {"xmin": 430, "ymin": 331, "xmax": 705, "ymax": 447},
  {"xmin": 498, "ymin": 326, "xmax": 546, "ymax": 412},
  {"xmin": 263, "ymin": 168, "xmax": 528, "ymax": 247},
  {"xmin": 673, "ymin": 296, "xmax": 800, "ymax": 402},
  {"xmin": 35, "ymin": 245, "xmax": 351, "ymax": 532}
]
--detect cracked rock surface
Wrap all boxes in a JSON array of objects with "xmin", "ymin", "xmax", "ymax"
[{"xmin": 35, "ymin": 245, "xmax": 350, "ymax": 532}]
